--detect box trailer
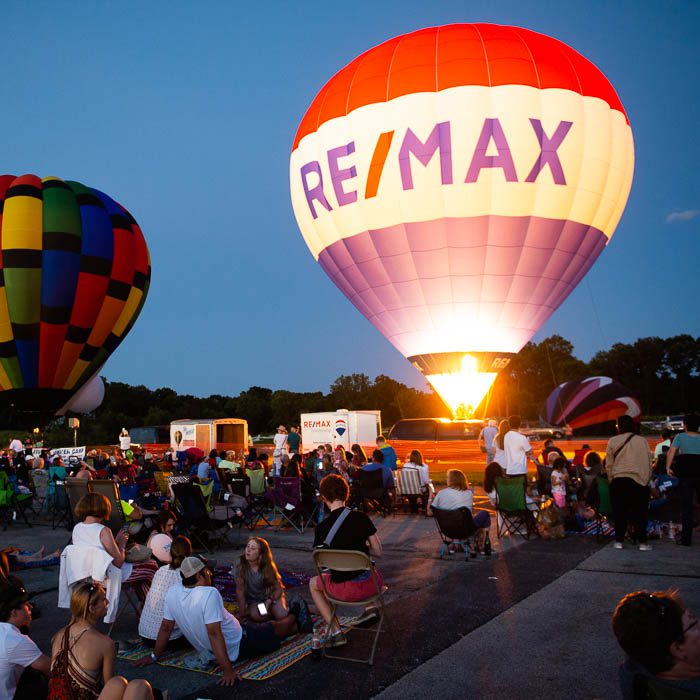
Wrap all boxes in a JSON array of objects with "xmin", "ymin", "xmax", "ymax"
[
  {"xmin": 300, "ymin": 410, "xmax": 381, "ymax": 452},
  {"xmin": 170, "ymin": 418, "xmax": 248, "ymax": 455}
]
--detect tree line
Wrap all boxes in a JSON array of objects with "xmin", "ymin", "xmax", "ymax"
[{"xmin": 43, "ymin": 333, "xmax": 698, "ymax": 445}]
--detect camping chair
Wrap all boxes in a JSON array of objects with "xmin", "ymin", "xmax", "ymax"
[
  {"xmin": 244, "ymin": 467, "xmax": 272, "ymax": 530},
  {"xmin": 269, "ymin": 477, "xmax": 308, "ymax": 533},
  {"xmin": 536, "ymin": 463, "xmax": 553, "ymax": 496},
  {"xmin": 0, "ymin": 472, "xmax": 33, "ymax": 529},
  {"xmin": 395, "ymin": 468, "xmax": 427, "ymax": 515},
  {"xmin": 594, "ymin": 476, "xmax": 614, "ymax": 542},
  {"xmin": 495, "ymin": 476, "xmax": 538, "ymax": 540},
  {"xmin": 31, "ymin": 468, "xmax": 50, "ymax": 516},
  {"xmin": 312, "ymin": 549, "xmax": 387, "ymax": 665},
  {"xmin": 88, "ymin": 480, "xmax": 127, "ymax": 535},
  {"xmin": 65, "ymin": 477, "xmax": 90, "ymax": 523},
  {"xmin": 357, "ymin": 469, "xmax": 393, "ymax": 516},
  {"xmin": 432, "ymin": 507, "xmax": 479, "ymax": 560},
  {"xmin": 172, "ymin": 481, "xmax": 232, "ymax": 551}
]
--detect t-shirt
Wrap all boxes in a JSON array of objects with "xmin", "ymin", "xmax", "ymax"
[
  {"xmin": 619, "ymin": 657, "xmax": 700, "ymax": 700},
  {"xmin": 362, "ymin": 462, "xmax": 395, "ymax": 488},
  {"xmin": 197, "ymin": 462, "xmax": 210, "ymax": 480},
  {"xmin": 232, "ymin": 561, "xmax": 267, "ymax": 603},
  {"xmin": 653, "ymin": 439, "xmax": 671, "ymax": 458},
  {"xmin": 218, "ymin": 459, "xmax": 241, "ymax": 472},
  {"xmin": 0, "ymin": 622, "xmax": 42, "ymax": 698},
  {"xmin": 403, "ymin": 463, "xmax": 430, "ymax": 487},
  {"xmin": 287, "ymin": 432, "xmax": 301, "ymax": 452},
  {"xmin": 503, "ymin": 431, "xmax": 533, "ymax": 475},
  {"xmin": 313, "ymin": 508, "xmax": 377, "ymax": 583},
  {"xmin": 138, "ymin": 566, "xmax": 184, "ymax": 640},
  {"xmin": 431, "ymin": 487, "xmax": 474, "ymax": 511},
  {"xmin": 479, "ymin": 426, "xmax": 498, "ymax": 451},
  {"xmin": 671, "ymin": 432, "xmax": 700, "ymax": 455},
  {"xmin": 551, "ymin": 468, "xmax": 567, "ymax": 495},
  {"xmin": 164, "ymin": 584, "xmax": 243, "ymax": 661}
]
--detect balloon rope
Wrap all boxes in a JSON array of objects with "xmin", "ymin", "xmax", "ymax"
[{"xmin": 585, "ymin": 278, "xmax": 609, "ymax": 349}]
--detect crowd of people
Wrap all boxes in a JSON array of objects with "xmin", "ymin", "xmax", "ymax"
[{"xmin": 0, "ymin": 412, "xmax": 698, "ymax": 698}]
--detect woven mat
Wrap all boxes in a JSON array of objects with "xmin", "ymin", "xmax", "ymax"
[{"xmin": 118, "ymin": 615, "xmax": 356, "ymax": 681}]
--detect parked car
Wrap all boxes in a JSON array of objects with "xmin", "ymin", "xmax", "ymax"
[
  {"xmin": 664, "ymin": 415, "xmax": 685, "ymax": 432},
  {"xmin": 386, "ymin": 418, "xmax": 484, "ymax": 461},
  {"xmin": 519, "ymin": 422, "xmax": 569, "ymax": 441}
]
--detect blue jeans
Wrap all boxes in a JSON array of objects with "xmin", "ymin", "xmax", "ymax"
[{"xmin": 473, "ymin": 510, "xmax": 491, "ymax": 529}]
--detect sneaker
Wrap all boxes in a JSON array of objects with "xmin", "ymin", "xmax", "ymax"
[
  {"xmin": 638, "ymin": 543, "xmax": 653, "ymax": 551},
  {"xmin": 613, "ymin": 542, "xmax": 624, "ymax": 549},
  {"xmin": 355, "ymin": 607, "xmax": 380, "ymax": 628}
]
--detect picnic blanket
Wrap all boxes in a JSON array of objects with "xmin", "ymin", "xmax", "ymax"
[
  {"xmin": 117, "ymin": 614, "xmax": 356, "ymax": 681},
  {"xmin": 8, "ymin": 551, "xmax": 61, "ymax": 571},
  {"xmin": 212, "ymin": 565, "xmax": 310, "ymax": 604}
]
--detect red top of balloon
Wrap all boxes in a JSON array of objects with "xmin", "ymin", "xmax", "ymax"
[{"xmin": 293, "ymin": 23, "xmax": 628, "ymax": 150}]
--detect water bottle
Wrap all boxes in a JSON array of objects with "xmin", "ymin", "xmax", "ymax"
[
  {"xmin": 484, "ymin": 532, "xmax": 492, "ymax": 556},
  {"xmin": 311, "ymin": 630, "xmax": 322, "ymax": 660}
]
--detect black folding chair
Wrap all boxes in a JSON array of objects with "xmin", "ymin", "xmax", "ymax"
[
  {"xmin": 432, "ymin": 507, "xmax": 478, "ymax": 560},
  {"xmin": 358, "ymin": 469, "xmax": 393, "ymax": 516},
  {"xmin": 172, "ymin": 481, "xmax": 233, "ymax": 551}
]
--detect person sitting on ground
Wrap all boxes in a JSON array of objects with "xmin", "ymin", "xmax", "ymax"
[
  {"xmin": 234, "ymin": 537, "xmax": 294, "ymax": 624},
  {"xmin": 138, "ymin": 536, "xmax": 194, "ymax": 650},
  {"xmin": 139, "ymin": 555, "xmax": 306, "ymax": 687},
  {"xmin": 550, "ymin": 457, "xmax": 570, "ymax": 508},
  {"xmin": 52, "ymin": 580, "xmax": 154, "ymax": 700},
  {"xmin": 429, "ymin": 469, "xmax": 491, "ymax": 547},
  {"xmin": 361, "ymin": 450, "xmax": 395, "ymax": 489},
  {"xmin": 375, "ymin": 436, "xmax": 397, "ymax": 470},
  {"xmin": 72, "ymin": 493, "xmax": 158, "ymax": 605},
  {"xmin": 310, "ymin": 475, "xmax": 383, "ymax": 647},
  {"xmin": 0, "ymin": 578, "xmax": 50, "ymax": 699},
  {"xmin": 612, "ymin": 589, "xmax": 700, "ymax": 698},
  {"xmin": 350, "ymin": 443, "xmax": 367, "ymax": 468},
  {"xmin": 146, "ymin": 510, "xmax": 178, "ymax": 564}
]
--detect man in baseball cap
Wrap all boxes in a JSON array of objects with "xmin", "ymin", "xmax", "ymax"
[{"xmin": 139, "ymin": 555, "xmax": 309, "ymax": 687}]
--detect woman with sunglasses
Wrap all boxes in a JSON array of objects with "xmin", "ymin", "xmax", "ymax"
[{"xmin": 49, "ymin": 581, "xmax": 154, "ymax": 699}]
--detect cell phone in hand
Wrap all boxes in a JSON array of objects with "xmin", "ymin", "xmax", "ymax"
[{"xmin": 257, "ymin": 602, "xmax": 267, "ymax": 616}]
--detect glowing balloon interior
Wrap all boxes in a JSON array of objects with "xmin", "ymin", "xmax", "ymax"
[
  {"xmin": 0, "ymin": 175, "xmax": 150, "ymax": 424},
  {"xmin": 290, "ymin": 24, "xmax": 634, "ymax": 415}
]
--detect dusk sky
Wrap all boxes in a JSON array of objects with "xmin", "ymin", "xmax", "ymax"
[{"xmin": 3, "ymin": 1, "xmax": 698, "ymax": 397}]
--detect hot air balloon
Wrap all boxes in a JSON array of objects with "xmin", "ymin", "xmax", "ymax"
[
  {"xmin": 0, "ymin": 175, "xmax": 150, "ymax": 426},
  {"xmin": 56, "ymin": 371, "xmax": 105, "ymax": 416},
  {"xmin": 543, "ymin": 376, "xmax": 641, "ymax": 434},
  {"xmin": 290, "ymin": 24, "xmax": 634, "ymax": 416}
]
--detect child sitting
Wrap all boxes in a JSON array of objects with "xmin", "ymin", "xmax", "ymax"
[
  {"xmin": 234, "ymin": 537, "xmax": 289, "ymax": 622},
  {"xmin": 550, "ymin": 457, "xmax": 570, "ymax": 508}
]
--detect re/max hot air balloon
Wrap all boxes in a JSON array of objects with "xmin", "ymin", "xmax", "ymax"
[
  {"xmin": 544, "ymin": 376, "xmax": 641, "ymax": 433},
  {"xmin": 290, "ymin": 24, "xmax": 634, "ymax": 415},
  {"xmin": 0, "ymin": 175, "xmax": 150, "ymax": 426}
]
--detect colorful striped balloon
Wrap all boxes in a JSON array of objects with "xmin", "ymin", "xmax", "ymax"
[
  {"xmin": 0, "ymin": 174, "xmax": 150, "ymax": 423},
  {"xmin": 544, "ymin": 376, "xmax": 641, "ymax": 430},
  {"xmin": 290, "ymin": 24, "xmax": 634, "ymax": 413}
]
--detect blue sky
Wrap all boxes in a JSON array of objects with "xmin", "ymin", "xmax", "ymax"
[{"xmin": 3, "ymin": 1, "xmax": 699, "ymax": 396}]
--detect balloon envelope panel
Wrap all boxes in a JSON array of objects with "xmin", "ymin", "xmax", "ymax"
[{"xmin": 0, "ymin": 175, "xmax": 150, "ymax": 422}]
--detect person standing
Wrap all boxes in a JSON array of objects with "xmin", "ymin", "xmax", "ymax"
[
  {"xmin": 287, "ymin": 426, "xmax": 301, "ymax": 456},
  {"xmin": 119, "ymin": 428, "xmax": 131, "ymax": 453},
  {"xmin": 606, "ymin": 415, "xmax": 653, "ymax": 551},
  {"xmin": 503, "ymin": 415, "xmax": 539, "ymax": 476},
  {"xmin": 665, "ymin": 413, "xmax": 700, "ymax": 547},
  {"xmin": 478, "ymin": 420, "xmax": 498, "ymax": 466},
  {"xmin": 272, "ymin": 426, "xmax": 288, "ymax": 478}
]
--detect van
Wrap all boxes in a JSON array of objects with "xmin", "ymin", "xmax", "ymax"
[{"xmin": 387, "ymin": 418, "xmax": 484, "ymax": 461}]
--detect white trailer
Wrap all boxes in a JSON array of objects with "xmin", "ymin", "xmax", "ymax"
[
  {"xmin": 170, "ymin": 418, "xmax": 248, "ymax": 455},
  {"xmin": 300, "ymin": 410, "xmax": 381, "ymax": 452}
]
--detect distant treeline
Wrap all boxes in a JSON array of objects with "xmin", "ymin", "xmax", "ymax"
[{"xmin": 42, "ymin": 334, "xmax": 699, "ymax": 446}]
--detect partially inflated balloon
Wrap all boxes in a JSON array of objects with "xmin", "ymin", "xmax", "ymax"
[
  {"xmin": 544, "ymin": 376, "xmax": 641, "ymax": 431},
  {"xmin": 290, "ymin": 24, "xmax": 634, "ymax": 415},
  {"xmin": 56, "ymin": 371, "xmax": 105, "ymax": 416},
  {"xmin": 0, "ymin": 175, "xmax": 150, "ymax": 424}
]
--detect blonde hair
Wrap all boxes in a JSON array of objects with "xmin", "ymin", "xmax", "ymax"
[
  {"xmin": 447, "ymin": 469, "xmax": 468, "ymax": 491},
  {"xmin": 70, "ymin": 580, "xmax": 105, "ymax": 620}
]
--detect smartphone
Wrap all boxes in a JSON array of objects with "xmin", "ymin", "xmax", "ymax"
[{"xmin": 257, "ymin": 602, "xmax": 268, "ymax": 616}]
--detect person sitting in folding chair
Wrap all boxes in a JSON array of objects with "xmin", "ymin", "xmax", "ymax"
[{"xmin": 310, "ymin": 475, "xmax": 383, "ymax": 647}]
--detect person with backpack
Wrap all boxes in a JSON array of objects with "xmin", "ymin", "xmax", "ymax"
[{"xmin": 606, "ymin": 415, "xmax": 653, "ymax": 551}]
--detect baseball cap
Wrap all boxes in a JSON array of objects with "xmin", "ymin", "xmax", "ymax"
[{"xmin": 180, "ymin": 555, "xmax": 215, "ymax": 580}]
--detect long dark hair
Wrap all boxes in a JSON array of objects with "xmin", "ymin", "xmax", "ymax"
[{"xmin": 484, "ymin": 461, "xmax": 504, "ymax": 494}]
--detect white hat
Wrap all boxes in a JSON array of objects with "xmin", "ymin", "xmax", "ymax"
[
  {"xmin": 150, "ymin": 533, "xmax": 172, "ymax": 563},
  {"xmin": 180, "ymin": 555, "xmax": 215, "ymax": 579}
]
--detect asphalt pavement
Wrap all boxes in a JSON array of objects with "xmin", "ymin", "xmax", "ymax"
[{"xmin": 2, "ymin": 507, "xmax": 698, "ymax": 699}]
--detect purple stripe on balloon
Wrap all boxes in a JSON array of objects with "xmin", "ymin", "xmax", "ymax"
[{"xmin": 317, "ymin": 215, "xmax": 607, "ymax": 348}]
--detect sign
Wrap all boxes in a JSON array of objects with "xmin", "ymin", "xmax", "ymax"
[
  {"xmin": 171, "ymin": 423, "xmax": 196, "ymax": 451},
  {"xmin": 49, "ymin": 446, "xmax": 87, "ymax": 460}
]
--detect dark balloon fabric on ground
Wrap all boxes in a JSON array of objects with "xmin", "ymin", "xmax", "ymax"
[{"xmin": 0, "ymin": 174, "xmax": 150, "ymax": 424}]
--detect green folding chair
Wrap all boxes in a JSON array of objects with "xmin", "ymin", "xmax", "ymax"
[
  {"xmin": 494, "ymin": 476, "xmax": 538, "ymax": 540},
  {"xmin": 594, "ymin": 476, "xmax": 614, "ymax": 542}
]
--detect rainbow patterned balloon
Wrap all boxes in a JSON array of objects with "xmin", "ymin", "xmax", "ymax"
[
  {"xmin": 290, "ymin": 24, "xmax": 634, "ymax": 414},
  {"xmin": 0, "ymin": 174, "xmax": 150, "ymax": 423}
]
